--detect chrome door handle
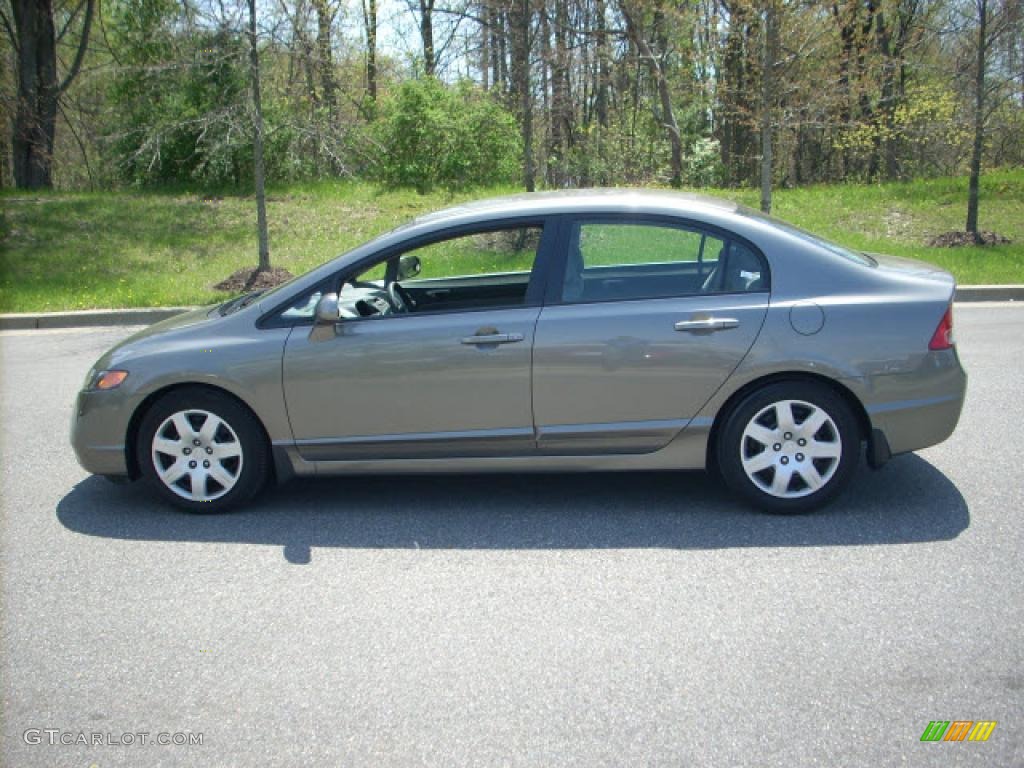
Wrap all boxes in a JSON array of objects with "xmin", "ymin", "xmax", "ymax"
[
  {"xmin": 461, "ymin": 333, "xmax": 525, "ymax": 345},
  {"xmin": 674, "ymin": 317, "xmax": 740, "ymax": 332}
]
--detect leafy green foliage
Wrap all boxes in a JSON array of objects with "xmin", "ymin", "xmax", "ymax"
[
  {"xmin": 834, "ymin": 82, "xmax": 971, "ymax": 179},
  {"xmin": 373, "ymin": 78, "xmax": 521, "ymax": 193},
  {"xmin": 107, "ymin": 1, "xmax": 251, "ymax": 186}
]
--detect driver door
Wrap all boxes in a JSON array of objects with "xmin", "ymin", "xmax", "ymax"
[{"xmin": 282, "ymin": 222, "xmax": 549, "ymax": 461}]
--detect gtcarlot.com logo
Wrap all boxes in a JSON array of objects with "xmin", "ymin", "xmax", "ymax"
[
  {"xmin": 921, "ymin": 720, "xmax": 997, "ymax": 742},
  {"xmin": 23, "ymin": 729, "xmax": 203, "ymax": 747}
]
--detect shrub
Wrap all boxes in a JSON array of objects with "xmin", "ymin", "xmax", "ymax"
[{"xmin": 374, "ymin": 78, "xmax": 520, "ymax": 193}]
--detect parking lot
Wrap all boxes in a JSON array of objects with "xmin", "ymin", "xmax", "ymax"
[{"xmin": 1, "ymin": 304, "xmax": 1021, "ymax": 767}]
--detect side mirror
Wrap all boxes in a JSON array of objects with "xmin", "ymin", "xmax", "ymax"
[
  {"xmin": 397, "ymin": 254, "xmax": 421, "ymax": 280},
  {"xmin": 314, "ymin": 292, "xmax": 340, "ymax": 324}
]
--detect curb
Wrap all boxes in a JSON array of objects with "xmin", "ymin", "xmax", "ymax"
[
  {"xmin": 1, "ymin": 286, "xmax": 1022, "ymax": 330},
  {"xmin": 954, "ymin": 285, "xmax": 1024, "ymax": 302},
  {"xmin": 0, "ymin": 307, "xmax": 193, "ymax": 331}
]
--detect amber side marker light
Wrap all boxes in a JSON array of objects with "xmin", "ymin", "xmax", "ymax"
[{"xmin": 95, "ymin": 370, "xmax": 129, "ymax": 390}]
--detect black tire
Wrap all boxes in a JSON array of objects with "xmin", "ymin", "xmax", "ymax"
[
  {"xmin": 136, "ymin": 387, "xmax": 269, "ymax": 513},
  {"xmin": 716, "ymin": 380, "xmax": 860, "ymax": 513}
]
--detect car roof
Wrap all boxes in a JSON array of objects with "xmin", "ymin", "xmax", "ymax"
[{"xmin": 404, "ymin": 188, "xmax": 742, "ymax": 229}]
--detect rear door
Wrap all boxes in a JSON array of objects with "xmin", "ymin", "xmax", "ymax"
[{"xmin": 532, "ymin": 216, "xmax": 770, "ymax": 454}]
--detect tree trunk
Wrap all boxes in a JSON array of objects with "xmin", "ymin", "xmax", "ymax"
[
  {"xmin": 966, "ymin": 0, "xmax": 987, "ymax": 239},
  {"xmin": 11, "ymin": 0, "xmax": 94, "ymax": 190},
  {"xmin": 550, "ymin": 0, "xmax": 571, "ymax": 185},
  {"xmin": 312, "ymin": 0, "xmax": 338, "ymax": 119},
  {"xmin": 420, "ymin": 0, "xmax": 436, "ymax": 76},
  {"xmin": 538, "ymin": 0, "xmax": 551, "ymax": 184},
  {"xmin": 594, "ymin": 0, "xmax": 610, "ymax": 130},
  {"xmin": 247, "ymin": 0, "xmax": 271, "ymax": 272},
  {"xmin": 832, "ymin": 0, "xmax": 856, "ymax": 179},
  {"xmin": 620, "ymin": 2, "xmax": 682, "ymax": 187},
  {"xmin": 488, "ymin": 0, "xmax": 504, "ymax": 90},
  {"xmin": 874, "ymin": 6, "xmax": 898, "ymax": 180},
  {"xmin": 760, "ymin": 0, "xmax": 778, "ymax": 213},
  {"xmin": 480, "ymin": 0, "xmax": 490, "ymax": 89},
  {"xmin": 363, "ymin": 0, "xmax": 378, "ymax": 101},
  {"xmin": 509, "ymin": 0, "xmax": 535, "ymax": 191}
]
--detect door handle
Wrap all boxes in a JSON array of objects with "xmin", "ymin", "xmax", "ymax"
[
  {"xmin": 674, "ymin": 317, "xmax": 740, "ymax": 332},
  {"xmin": 461, "ymin": 332, "xmax": 525, "ymax": 345}
]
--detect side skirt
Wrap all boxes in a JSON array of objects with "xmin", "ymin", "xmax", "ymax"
[{"xmin": 272, "ymin": 421, "xmax": 712, "ymax": 479}]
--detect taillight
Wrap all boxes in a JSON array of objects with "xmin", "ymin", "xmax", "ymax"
[{"xmin": 928, "ymin": 306, "xmax": 954, "ymax": 350}]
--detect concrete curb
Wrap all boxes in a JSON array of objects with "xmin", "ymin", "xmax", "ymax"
[
  {"xmin": 954, "ymin": 285, "xmax": 1024, "ymax": 302},
  {"xmin": 0, "ymin": 307, "xmax": 193, "ymax": 330},
  {"xmin": 1, "ymin": 286, "xmax": 1021, "ymax": 330}
]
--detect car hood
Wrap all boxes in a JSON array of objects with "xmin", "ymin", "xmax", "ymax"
[{"xmin": 95, "ymin": 305, "xmax": 222, "ymax": 368}]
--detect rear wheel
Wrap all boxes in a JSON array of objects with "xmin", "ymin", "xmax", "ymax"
[
  {"xmin": 717, "ymin": 381, "xmax": 860, "ymax": 513},
  {"xmin": 137, "ymin": 388, "xmax": 268, "ymax": 512}
]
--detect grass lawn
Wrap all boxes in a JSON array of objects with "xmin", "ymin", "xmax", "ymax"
[{"xmin": 1, "ymin": 170, "xmax": 1022, "ymax": 312}]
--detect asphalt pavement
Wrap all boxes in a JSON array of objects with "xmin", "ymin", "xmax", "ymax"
[{"xmin": 1, "ymin": 305, "xmax": 1022, "ymax": 767}]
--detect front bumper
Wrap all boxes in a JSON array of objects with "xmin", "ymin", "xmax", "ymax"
[{"xmin": 70, "ymin": 389, "xmax": 132, "ymax": 476}]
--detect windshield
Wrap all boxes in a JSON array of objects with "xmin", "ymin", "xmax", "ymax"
[{"xmin": 740, "ymin": 207, "xmax": 876, "ymax": 267}]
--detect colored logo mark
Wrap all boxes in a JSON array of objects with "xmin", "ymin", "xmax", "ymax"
[{"xmin": 920, "ymin": 721, "xmax": 997, "ymax": 742}]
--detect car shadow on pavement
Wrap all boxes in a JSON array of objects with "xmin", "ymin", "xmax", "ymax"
[{"xmin": 56, "ymin": 453, "xmax": 969, "ymax": 564}]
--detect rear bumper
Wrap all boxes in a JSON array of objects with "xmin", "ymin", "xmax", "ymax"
[
  {"xmin": 70, "ymin": 389, "xmax": 131, "ymax": 476},
  {"xmin": 860, "ymin": 349, "xmax": 967, "ymax": 455}
]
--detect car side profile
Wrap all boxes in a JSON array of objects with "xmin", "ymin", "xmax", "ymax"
[{"xmin": 71, "ymin": 189, "xmax": 966, "ymax": 513}]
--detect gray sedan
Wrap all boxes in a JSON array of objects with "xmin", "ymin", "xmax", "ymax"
[{"xmin": 71, "ymin": 190, "xmax": 966, "ymax": 513}]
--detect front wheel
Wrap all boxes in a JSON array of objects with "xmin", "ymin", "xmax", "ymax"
[
  {"xmin": 716, "ymin": 381, "xmax": 860, "ymax": 513},
  {"xmin": 137, "ymin": 388, "xmax": 269, "ymax": 512}
]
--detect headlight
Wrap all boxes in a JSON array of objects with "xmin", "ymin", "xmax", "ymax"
[{"xmin": 87, "ymin": 369, "xmax": 129, "ymax": 390}]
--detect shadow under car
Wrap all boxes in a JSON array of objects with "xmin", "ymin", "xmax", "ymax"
[{"xmin": 56, "ymin": 454, "xmax": 968, "ymax": 564}]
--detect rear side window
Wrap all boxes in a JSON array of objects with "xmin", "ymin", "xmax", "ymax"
[{"xmin": 561, "ymin": 221, "xmax": 768, "ymax": 304}]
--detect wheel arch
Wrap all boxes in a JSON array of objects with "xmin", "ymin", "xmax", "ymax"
[
  {"xmin": 706, "ymin": 371, "xmax": 871, "ymax": 470},
  {"xmin": 125, "ymin": 382, "xmax": 273, "ymax": 481}
]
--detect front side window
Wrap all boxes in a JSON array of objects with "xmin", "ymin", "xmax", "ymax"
[
  {"xmin": 341, "ymin": 224, "xmax": 543, "ymax": 319},
  {"xmin": 561, "ymin": 221, "xmax": 767, "ymax": 304}
]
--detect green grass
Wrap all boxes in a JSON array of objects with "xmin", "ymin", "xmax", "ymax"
[
  {"xmin": 1, "ymin": 171, "xmax": 1022, "ymax": 312},
  {"xmin": 722, "ymin": 170, "xmax": 1024, "ymax": 285}
]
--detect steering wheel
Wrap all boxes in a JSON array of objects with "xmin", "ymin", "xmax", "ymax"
[{"xmin": 387, "ymin": 281, "xmax": 414, "ymax": 313}]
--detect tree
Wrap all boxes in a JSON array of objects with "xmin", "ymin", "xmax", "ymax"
[
  {"xmin": 619, "ymin": 0, "xmax": 684, "ymax": 187},
  {"xmin": 247, "ymin": 0, "xmax": 271, "ymax": 272},
  {"xmin": 960, "ymin": 0, "xmax": 1018, "ymax": 238},
  {"xmin": 717, "ymin": 0, "xmax": 760, "ymax": 186},
  {"xmin": 7, "ymin": 0, "xmax": 94, "ymax": 189},
  {"xmin": 419, "ymin": 0, "xmax": 437, "ymax": 75},
  {"xmin": 759, "ymin": 0, "xmax": 779, "ymax": 212},
  {"xmin": 509, "ymin": 0, "xmax": 535, "ymax": 190},
  {"xmin": 311, "ymin": 0, "xmax": 339, "ymax": 120},
  {"xmin": 362, "ymin": 0, "xmax": 379, "ymax": 101},
  {"xmin": 872, "ymin": 0, "xmax": 924, "ymax": 180},
  {"xmin": 965, "ymin": 0, "xmax": 988, "ymax": 239}
]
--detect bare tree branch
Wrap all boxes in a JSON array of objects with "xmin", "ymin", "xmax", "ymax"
[{"xmin": 57, "ymin": 0, "xmax": 95, "ymax": 94}]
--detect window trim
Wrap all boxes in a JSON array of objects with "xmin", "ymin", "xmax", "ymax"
[
  {"xmin": 543, "ymin": 213, "xmax": 771, "ymax": 307},
  {"xmin": 258, "ymin": 216, "xmax": 556, "ymax": 329}
]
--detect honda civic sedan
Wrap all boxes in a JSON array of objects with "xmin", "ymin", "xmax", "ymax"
[{"xmin": 72, "ymin": 189, "xmax": 966, "ymax": 513}]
